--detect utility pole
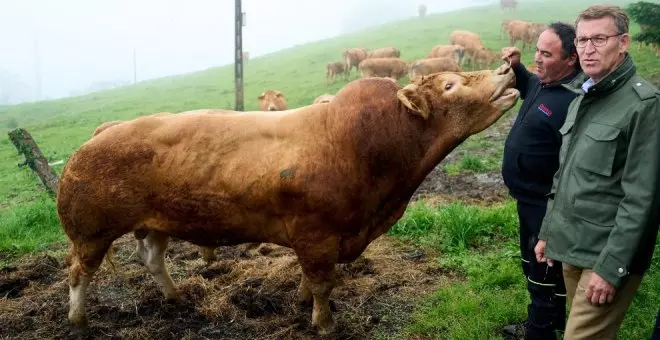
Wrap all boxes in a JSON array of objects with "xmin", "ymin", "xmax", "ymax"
[
  {"xmin": 34, "ymin": 34, "xmax": 42, "ymax": 101},
  {"xmin": 133, "ymin": 47, "xmax": 137, "ymax": 84},
  {"xmin": 234, "ymin": 0, "xmax": 244, "ymax": 111}
]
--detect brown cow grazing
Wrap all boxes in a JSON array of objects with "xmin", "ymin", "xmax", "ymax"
[
  {"xmin": 428, "ymin": 44, "xmax": 466, "ymax": 66},
  {"xmin": 368, "ymin": 47, "xmax": 401, "ymax": 59},
  {"xmin": 359, "ymin": 58, "xmax": 408, "ymax": 80},
  {"xmin": 58, "ymin": 64, "xmax": 519, "ymax": 334},
  {"xmin": 418, "ymin": 4, "xmax": 427, "ymax": 18},
  {"xmin": 409, "ymin": 57, "xmax": 461, "ymax": 78},
  {"xmin": 342, "ymin": 48, "xmax": 369, "ymax": 80},
  {"xmin": 258, "ymin": 90, "xmax": 287, "ymax": 111},
  {"xmin": 449, "ymin": 30, "xmax": 488, "ymax": 67},
  {"xmin": 313, "ymin": 93, "xmax": 335, "ymax": 104},
  {"xmin": 326, "ymin": 61, "xmax": 345, "ymax": 84}
]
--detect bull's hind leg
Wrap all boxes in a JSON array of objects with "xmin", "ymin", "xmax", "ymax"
[
  {"xmin": 68, "ymin": 241, "xmax": 112, "ymax": 326},
  {"xmin": 143, "ymin": 231, "xmax": 178, "ymax": 299}
]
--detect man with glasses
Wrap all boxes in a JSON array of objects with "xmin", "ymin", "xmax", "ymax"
[
  {"xmin": 500, "ymin": 22, "xmax": 580, "ymax": 340},
  {"xmin": 534, "ymin": 5, "xmax": 660, "ymax": 339}
]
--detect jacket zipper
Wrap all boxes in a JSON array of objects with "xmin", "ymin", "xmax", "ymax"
[{"xmin": 518, "ymin": 83, "xmax": 544, "ymax": 123}]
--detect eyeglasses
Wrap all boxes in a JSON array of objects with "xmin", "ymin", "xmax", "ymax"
[{"xmin": 574, "ymin": 34, "xmax": 623, "ymax": 48}]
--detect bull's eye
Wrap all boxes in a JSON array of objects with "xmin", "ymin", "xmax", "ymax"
[{"xmin": 444, "ymin": 82, "xmax": 454, "ymax": 91}]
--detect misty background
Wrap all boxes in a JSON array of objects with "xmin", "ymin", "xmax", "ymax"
[{"xmin": 0, "ymin": 0, "xmax": 497, "ymax": 105}]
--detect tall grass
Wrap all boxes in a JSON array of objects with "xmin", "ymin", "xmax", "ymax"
[
  {"xmin": 389, "ymin": 200, "xmax": 517, "ymax": 252},
  {"xmin": 0, "ymin": 194, "xmax": 65, "ymax": 255}
]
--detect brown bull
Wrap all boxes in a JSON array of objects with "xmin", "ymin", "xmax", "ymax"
[{"xmin": 58, "ymin": 65, "xmax": 519, "ymax": 335}]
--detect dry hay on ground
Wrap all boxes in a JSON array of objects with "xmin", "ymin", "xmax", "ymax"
[{"xmin": 0, "ymin": 235, "xmax": 453, "ymax": 339}]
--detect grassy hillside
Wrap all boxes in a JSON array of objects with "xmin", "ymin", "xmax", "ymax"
[{"xmin": 0, "ymin": 0, "xmax": 658, "ymax": 338}]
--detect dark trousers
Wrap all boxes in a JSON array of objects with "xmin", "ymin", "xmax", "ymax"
[
  {"xmin": 653, "ymin": 311, "xmax": 660, "ymax": 340},
  {"xmin": 517, "ymin": 201, "xmax": 567, "ymax": 340}
]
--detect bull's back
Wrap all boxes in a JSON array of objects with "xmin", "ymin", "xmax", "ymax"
[{"xmin": 59, "ymin": 109, "xmax": 349, "ymax": 245}]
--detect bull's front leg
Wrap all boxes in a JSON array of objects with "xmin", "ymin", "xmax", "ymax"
[{"xmin": 295, "ymin": 237, "xmax": 339, "ymax": 335}]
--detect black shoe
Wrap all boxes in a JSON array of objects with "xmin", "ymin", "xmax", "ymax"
[{"xmin": 502, "ymin": 324, "xmax": 525, "ymax": 339}]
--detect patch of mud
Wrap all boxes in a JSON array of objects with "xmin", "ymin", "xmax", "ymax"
[
  {"xmin": 413, "ymin": 169, "xmax": 508, "ymax": 204},
  {"xmin": 0, "ymin": 236, "xmax": 456, "ymax": 339},
  {"xmin": 0, "ymin": 255, "xmax": 63, "ymax": 299}
]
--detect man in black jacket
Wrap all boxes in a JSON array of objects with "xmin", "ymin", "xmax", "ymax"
[{"xmin": 501, "ymin": 22, "xmax": 581, "ymax": 340}]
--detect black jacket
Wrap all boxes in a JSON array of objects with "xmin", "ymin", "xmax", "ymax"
[{"xmin": 502, "ymin": 64, "xmax": 580, "ymax": 206}]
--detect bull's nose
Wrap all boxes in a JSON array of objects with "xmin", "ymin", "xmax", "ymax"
[{"xmin": 268, "ymin": 107, "xmax": 277, "ymax": 111}]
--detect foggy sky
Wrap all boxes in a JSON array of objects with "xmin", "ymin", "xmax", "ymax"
[{"xmin": 0, "ymin": 0, "xmax": 494, "ymax": 104}]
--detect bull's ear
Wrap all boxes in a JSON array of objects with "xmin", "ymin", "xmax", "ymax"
[
  {"xmin": 397, "ymin": 84, "xmax": 429, "ymax": 119},
  {"xmin": 275, "ymin": 91, "xmax": 284, "ymax": 98},
  {"xmin": 258, "ymin": 92, "xmax": 265, "ymax": 100}
]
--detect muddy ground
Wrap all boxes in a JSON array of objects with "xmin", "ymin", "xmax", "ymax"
[{"xmin": 0, "ymin": 121, "xmax": 512, "ymax": 339}]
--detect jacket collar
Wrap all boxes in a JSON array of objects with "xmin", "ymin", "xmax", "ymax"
[
  {"xmin": 541, "ymin": 68, "xmax": 582, "ymax": 88},
  {"xmin": 564, "ymin": 53, "xmax": 636, "ymax": 96}
]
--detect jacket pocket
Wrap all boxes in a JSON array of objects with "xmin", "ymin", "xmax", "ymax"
[
  {"xmin": 574, "ymin": 198, "xmax": 615, "ymax": 251},
  {"xmin": 576, "ymin": 124, "xmax": 620, "ymax": 176},
  {"xmin": 574, "ymin": 197, "xmax": 617, "ymax": 227}
]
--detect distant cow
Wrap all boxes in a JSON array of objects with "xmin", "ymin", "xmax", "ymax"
[
  {"xmin": 409, "ymin": 57, "xmax": 461, "ymax": 78},
  {"xmin": 507, "ymin": 20, "xmax": 545, "ymax": 51},
  {"xmin": 428, "ymin": 44, "xmax": 466, "ymax": 66},
  {"xmin": 242, "ymin": 51, "xmax": 250, "ymax": 63},
  {"xmin": 418, "ymin": 4, "xmax": 427, "ymax": 18},
  {"xmin": 359, "ymin": 58, "xmax": 408, "ymax": 80},
  {"xmin": 342, "ymin": 48, "xmax": 369, "ymax": 80},
  {"xmin": 500, "ymin": 0, "xmax": 518, "ymax": 10},
  {"xmin": 327, "ymin": 62, "xmax": 346, "ymax": 84},
  {"xmin": 368, "ymin": 47, "xmax": 401, "ymax": 59},
  {"xmin": 258, "ymin": 90, "xmax": 287, "ymax": 111},
  {"xmin": 313, "ymin": 93, "xmax": 335, "ymax": 104},
  {"xmin": 449, "ymin": 30, "xmax": 487, "ymax": 67}
]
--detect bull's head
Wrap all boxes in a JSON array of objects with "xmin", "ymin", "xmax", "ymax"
[
  {"xmin": 258, "ymin": 90, "xmax": 288, "ymax": 111},
  {"xmin": 397, "ymin": 63, "xmax": 519, "ymax": 136}
]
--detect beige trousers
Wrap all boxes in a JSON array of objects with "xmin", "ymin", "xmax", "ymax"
[{"xmin": 562, "ymin": 263, "xmax": 642, "ymax": 340}]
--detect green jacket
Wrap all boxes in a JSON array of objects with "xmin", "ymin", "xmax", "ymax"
[{"xmin": 539, "ymin": 54, "xmax": 660, "ymax": 287}]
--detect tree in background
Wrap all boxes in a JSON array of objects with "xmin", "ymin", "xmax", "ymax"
[{"xmin": 627, "ymin": 1, "xmax": 660, "ymax": 56}]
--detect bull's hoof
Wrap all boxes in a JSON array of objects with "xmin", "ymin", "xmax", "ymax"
[
  {"xmin": 313, "ymin": 313, "xmax": 336, "ymax": 335},
  {"xmin": 68, "ymin": 312, "xmax": 88, "ymax": 329},
  {"xmin": 316, "ymin": 320, "xmax": 336, "ymax": 336},
  {"xmin": 163, "ymin": 289, "xmax": 181, "ymax": 302},
  {"xmin": 68, "ymin": 324, "xmax": 91, "ymax": 338}
]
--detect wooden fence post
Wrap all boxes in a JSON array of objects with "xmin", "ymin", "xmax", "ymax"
[{"xmin": 8, "ymin": 128, "xmax": 60, "ymax": 196}]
